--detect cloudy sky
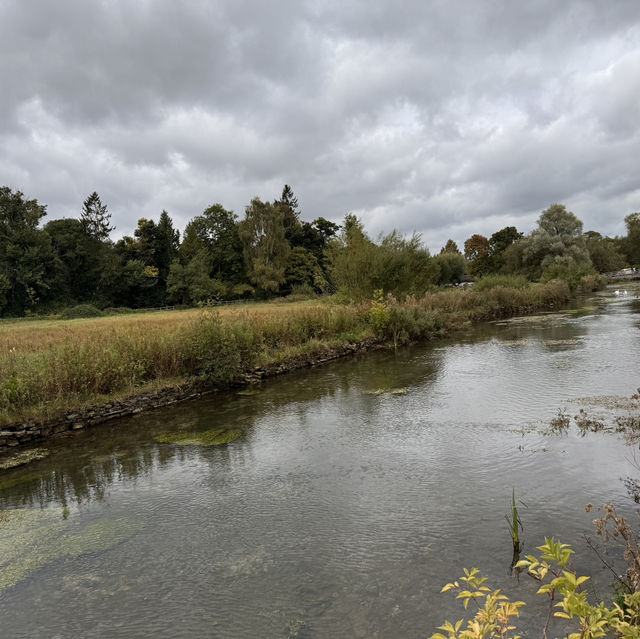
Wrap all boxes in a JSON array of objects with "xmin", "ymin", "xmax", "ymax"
[{"xmin": 2, "ymin": 0, "xmax": 639, "ymax": 252}]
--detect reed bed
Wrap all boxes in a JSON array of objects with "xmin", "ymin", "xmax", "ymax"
[{"xmin": 0, "ymin": 281, "xmax": 571, "ymax": 425}]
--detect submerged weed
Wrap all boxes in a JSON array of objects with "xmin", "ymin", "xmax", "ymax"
[
  {"xmin": 155, "ymin": 428, "xmax": 243, "ymax": 446},
  {"xmin": 0, "ymin": 448, "xmax": 50, "ymax": 470}
]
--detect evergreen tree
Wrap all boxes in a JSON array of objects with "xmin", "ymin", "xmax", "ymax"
[
  {"xmin": 81, "ymin": 192, "xmax": 114, "ymax": 240},
  {"xmin": 440, "ymin": 239, "xmax": 461, "ymax": 254}
]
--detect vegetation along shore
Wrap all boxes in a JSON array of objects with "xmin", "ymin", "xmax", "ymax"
[
  {"xmin": 2, "ymin": 181, "xmax": 637, "ymax": 446},
  {"xmin": 1, "ymin": 277, "xmax": 588, "ymax": 442}
]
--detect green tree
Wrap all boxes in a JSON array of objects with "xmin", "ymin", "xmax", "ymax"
[
  {"xmin": 81, "ymin": 192, "xmax": 114, "ymax": 240},
  {"xmin": 520, "ymin": 204, "xmax": 591, "ymax": 280},
  {"xmin": 0, "ymin": 186, "xmax": 54, "ymax": 315},
  {"xmin": 464, "ymin": 234, "xmax": 491, "ymax": 277},
  {"xmin": 378, "ymin": 231, "xmax": 439, "ymax": 295},
  {"xmin": 584, "ymin": 231, "xmax": 627, "ymax": 273},
  {"xmin": 440, "ymin": 239, "xmax": 461, "ymax": 254},
  {"xmin": 155, "ymin": 210, "xmax": 180, "ymax": 283},
  {"xmin": 327, "ymin": 216, "xmax": 438, "ymax": 299},
  {"xmin": 326, "ymin": 214, "xmax": 379, "ymax": 299},
  {"xmin": 432, "ymin": 252, "xmax": 466, "ymax": 285},
  {"xmin": 488, "ymin": 226, "xmax": 522, "ymax": 273},
  {"xmin": 44, "ymin": 218, "xmax": 102, "ymax": 303},
  {"xmin": 180, "ymin": 204, "xmax": 245, "ymax": 284},
  {"xmin": 283, "ymin": 246, "xmax": 328, "ymax": 294},
  {"xmin": 238, "ymin": 198, "xmax": 290, "ymax": 294},
  {"xmin": 277, "ymin": 184, "xmax": 305, "ymax": 248},
  {"xmin": 167, "ymin": 251, "xmax": 226, "ymax": 305},
  {"xmin": 114, "ymin": 213, "xmax": 180, "ymax": 305},
  {"xmin": 623, "ymin": 212, "xmax": 640, "ymax": 266}
]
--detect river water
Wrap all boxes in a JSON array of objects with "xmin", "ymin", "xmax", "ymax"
[{"xmin": 1, "ymin": 285, "xmax": 639, "ymax": 638}]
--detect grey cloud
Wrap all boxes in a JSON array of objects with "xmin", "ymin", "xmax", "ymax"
[{"xmin": 1, "ymin": 0, "xmax": 639, "ymax": 250}]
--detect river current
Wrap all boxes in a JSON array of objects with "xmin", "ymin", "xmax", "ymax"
[{"xmin": 1, "ymin": 285, "xmax": 639, "ymax": 638}]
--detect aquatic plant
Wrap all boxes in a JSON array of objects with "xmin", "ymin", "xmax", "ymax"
[
  {"xmin": 0, "ymin": 447, "xmax": 49, "ymax": 470},
  {"xmin": 505, "ymin": 488, "xmax": 521, "ymax": 563},
  {"xmin": 155, "ymin": 427, "xmax": 243, "ymax": 446},
  {"xmin": 0, "ymin": 509, "xmax": 139, "ymax": 593}
]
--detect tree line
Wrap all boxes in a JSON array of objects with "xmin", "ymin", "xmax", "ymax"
[{"xmin": 0, "ymin": 183, "xmax": 638, "ymax": 316}]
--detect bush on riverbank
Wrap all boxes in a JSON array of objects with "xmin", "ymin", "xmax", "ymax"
[{"xmin": 0, "ymin": 281, "xmax": 572, "ymax": 425}]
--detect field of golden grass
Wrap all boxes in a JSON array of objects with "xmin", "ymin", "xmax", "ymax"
[{"xmin": 0, "ymin": 301, "xmax": 331, "ymax": 355}]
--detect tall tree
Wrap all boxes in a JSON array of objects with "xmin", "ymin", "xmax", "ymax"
[
  {"xmin": 180, "ymin": 204, "xmax": 245, "ymax": 284},
  {"xmin": 464, "ymin": 234, "xmax": 491, "ymax": 277},
  {"xmin": 44, "ymin": 218, "xmax": 101, "ymax": 303},
  {"xmin": 277, "ymin": 184, "xmax": 305, "ymax": 248},
  {"xmin": 440, "ymin": 239, "xmax": 461, "ymax": 254},
  {"xmin": 0, "ymin": 186, "xmax": 53, "ymax": 314},
  {"xmin": 520, "ymin": 204, "xmax": 591, "ymax": 279},
  {"xmin": 81, "ymin": 192, "xmax": 114, "ymax": 240},
  {"xmin": 584, "ymin": 231, "xmax": 627, "ymax": 273},
  {"xmin": 238, "ymin": 198, "xmax": 290, "ymax": 293},
  {"xmin": 623, "ymin": 212, "xmax": 640, "ymax": 266},
  {"xmin": 155, "ymin": 210, "xmax": 180, "ymax": 283}
]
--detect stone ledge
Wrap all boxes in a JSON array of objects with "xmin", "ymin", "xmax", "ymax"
[{"xmin": 0, "ymin": 338, "xmax": 378, "ymax": 455}]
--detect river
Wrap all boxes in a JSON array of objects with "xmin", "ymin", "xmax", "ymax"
[{"xmin": 1, "ymin": 284, "xmax": 639, "ymax": 638}]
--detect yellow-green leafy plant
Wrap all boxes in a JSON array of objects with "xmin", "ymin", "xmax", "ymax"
[
  {"xmin": 433, "ymin": 538, "xmax": 640, "ymax": 639},
  {"xmin": 432, "ymin": 567, "xmax": 525, "ymax": 639},
  {"xmin": 369, "ymin": 289, "xmax": 391, "ymax": 339}
]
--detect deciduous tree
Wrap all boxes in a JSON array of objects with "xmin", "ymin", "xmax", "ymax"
[
  {"xmin": 238, "ymin": 198, "xmax": 290, "ymax": 293},
  {"xmin": 0, "ymin": 186, "xmax": 53, "ymax": 314}
]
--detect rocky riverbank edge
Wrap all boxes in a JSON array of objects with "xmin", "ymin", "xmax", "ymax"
[{"xmin": 0, "ymin": 337, "xmax": 380, "ymax": 456}]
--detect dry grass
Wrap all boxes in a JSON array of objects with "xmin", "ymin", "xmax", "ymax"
[
  {"xmin": 0, "ymin": 301, "xmax": 328, "ymax": 355},
  {"xmin": 0, "ymin": 282, "xmax": 572, "ymax": 425}
]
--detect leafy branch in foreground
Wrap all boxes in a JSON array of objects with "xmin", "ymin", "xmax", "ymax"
[{"xmin": 433, "ymin": 538, "xmax": 640, "ymax": 639}]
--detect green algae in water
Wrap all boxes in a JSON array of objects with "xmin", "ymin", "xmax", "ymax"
[
  {"xmin": 155, "ymin": 427, "xmax": 243, "ymax": 446},
  {"xmin": 0, "ymin": 448, "xmax": 50, "ymax": 470},
  {"xmin": 0, "ymin": 508, "xmax": 140, "ymax": 593},
  {"xmin": 364, "ymin": 387, "xmax": 407, "ymax": 396},
  {"xmin": 236, "ymin": 389, "xmax": 261, "ymax": 397},
  {"xmin": 560, "ymin": 306, "xmax": 598, "ymax": 317}
]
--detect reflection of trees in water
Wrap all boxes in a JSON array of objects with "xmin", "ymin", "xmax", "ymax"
[
  {"xmin": 1, "ymin": 447, "xmax": 162, "ymax": 509},
  {"xmin": 0, "ymin": 343, "xmax": 445, "ymax": 509}
]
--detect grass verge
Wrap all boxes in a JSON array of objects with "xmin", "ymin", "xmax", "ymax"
[{"xmin": 0, "ymin": 280, "xmax": 572, "ymax": 426}]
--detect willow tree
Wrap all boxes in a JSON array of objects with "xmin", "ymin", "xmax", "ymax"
[
  {"xmin": 520, "ymin": 204, "xmax": 592, "ymax": 279},
  {"xmin": 238, "ymin": 198, "xmax": 290, "ymax": 293}
]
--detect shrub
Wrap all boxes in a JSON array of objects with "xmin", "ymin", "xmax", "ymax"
[
  {"xmin": 541, "ymin": 261, "xmax": 598, "ymax": 292},
  {"xmin": 369, "ymin": 290, "xmax": 391, "ymax": 338},
  {"xmin": 102, "ymin": 307, "xmax": 134, "ymax": 315},
  {"xmin": 60, "ymin": 304, "xmax": 104, "ymax": 319},
  {"xmin": 433, "ymin": 537, "xmax": 640, "ymax": 639},
  {"xmin": 473, "ymin": 275, "xmax": 529, "ymax": 291}
]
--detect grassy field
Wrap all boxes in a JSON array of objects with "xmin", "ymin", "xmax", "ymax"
[{"xmin": 0, "ymin": 281, "xmax": 572, "ymax": 425}]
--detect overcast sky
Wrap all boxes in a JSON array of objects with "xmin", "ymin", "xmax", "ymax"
[{"xmin": 1, "ymin": 0, "xmax": 639, "ymax": 252}]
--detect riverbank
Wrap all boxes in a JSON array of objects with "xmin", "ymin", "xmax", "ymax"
[{"xmin": 0, "ymin": 279, "xmax": 576, "ymax": 453}]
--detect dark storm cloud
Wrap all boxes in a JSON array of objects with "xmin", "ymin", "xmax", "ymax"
[{"xmin": 1, "ymin": 0, "xmax": 639, "ymax": 251}]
